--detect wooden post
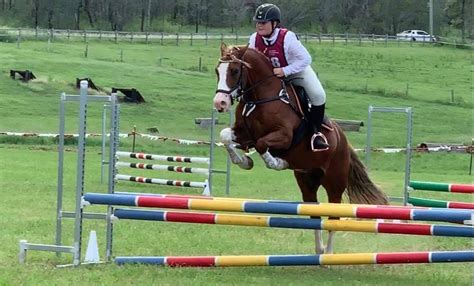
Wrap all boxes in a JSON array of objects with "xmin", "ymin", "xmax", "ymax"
[
  {"xmin": 469, "ymin": 139, "xmax": 473, "ymax": 175},
  {"xmin": 84, "ymin": 43, "xmax": 89, "ymax": 58},
  {"xmin": 160, "ymin": 32, "xmax": 164, "ymax": 45},
  {"xmin": 190, "ymin": 33, "xmax": 193, "ymax": 46},
  {"xmin": 198, "ymin": 57, "xmax": 202, "ymax": 72},
  {"xmin": 16, "ymin": 29, "xmax": 21, "ymax": 49},
  {"xmin": 176, "ymin": 33, "xmax": 179, "ymax": 46},
  {"xmin": 132, "ymin": 126, "xmax": 137, "ymax": 153}
]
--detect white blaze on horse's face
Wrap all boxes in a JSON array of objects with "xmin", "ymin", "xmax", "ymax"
[{"xmin": 214, "ymin": 62, "xmax": 232, "ymax": 113}]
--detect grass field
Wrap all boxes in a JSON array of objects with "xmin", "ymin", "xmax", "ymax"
[{"xmin": 0, "ymin": 38, "xmax": 472, "ymax": 285}]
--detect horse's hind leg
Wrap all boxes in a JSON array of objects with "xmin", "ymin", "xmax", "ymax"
[{"xmin": 294, "ymin": 170, "xmax": 326, "ymax": 254}]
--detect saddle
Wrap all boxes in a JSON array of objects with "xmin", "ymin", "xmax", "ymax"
[{"xmin": 289, "ymin": 84, "xmax": 334, "ymax": 132}]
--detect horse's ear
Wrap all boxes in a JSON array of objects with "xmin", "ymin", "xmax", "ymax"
[{"xmin": 220, "ymin": 42, "xmax": 228, "ymax": 57}]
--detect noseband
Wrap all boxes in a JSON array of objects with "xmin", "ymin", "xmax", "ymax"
[{"xmin": 216, "ymin": 55, "xmax": 276, "ymax": 104}]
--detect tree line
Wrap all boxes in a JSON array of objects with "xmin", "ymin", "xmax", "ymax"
[{"xmin": 0, "ymin": 0, "xmax": 471, "ymax": 40}]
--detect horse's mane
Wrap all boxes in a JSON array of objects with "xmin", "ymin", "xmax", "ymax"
[{"xmin": 221, "ymin": 44, "xmax": 272, "ymax": 71}]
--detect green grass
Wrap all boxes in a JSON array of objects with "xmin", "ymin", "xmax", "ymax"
[{"xmin": 0, "ymin": 40, "xmax": 472, "ymax": 285}]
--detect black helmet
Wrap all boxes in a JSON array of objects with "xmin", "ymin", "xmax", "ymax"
[{"xmin": 253, "ymin": 3, "xmax": 281, "ymax": 22}]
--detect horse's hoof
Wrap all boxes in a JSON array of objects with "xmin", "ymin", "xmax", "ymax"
[
  {"xmin": 315, "ymin": 248, "xmax": 325, "ymax": 255},
  {"xmin": 240, "ymin": 156, "xmax": 253, "ymax": 170}
]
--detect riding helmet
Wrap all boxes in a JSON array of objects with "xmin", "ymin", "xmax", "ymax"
[{"xmin": 253, "ymin": 3, "xmax": 281, "ymax": 22}]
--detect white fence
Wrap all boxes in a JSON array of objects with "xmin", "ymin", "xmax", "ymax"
[{"xmin": 0, "ymin": 27, "xmax": 469, "ymax": 48}]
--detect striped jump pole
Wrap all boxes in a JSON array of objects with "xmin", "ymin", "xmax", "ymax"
[
  {"xmin": 409, "ymin": 181, "xmax": 474, "ymax": 194},
  {"xmin": 113, "ymin": 208, "xmax": 474, "ymax": 238},
  {"xmin": 115, "ymin": 250, "xmax": 474, "ymax": 266},
  {"xmin": 408, "ymin": 197, "xmax": 474, "ymax": 210},
  {"xmin": 83, "ymin": 193, "xmax": 474, "ymax": 224},
  {"xmin": 110, "ymin": 192, "xmax": 442, "ymax": 208},
  {"xmin": 116, "ymin": 162, "xmax": 210, "ymax": 176},
  {"xmin": 116, "ymin": 151, "xmax": 210, "ymax": 164},
  {"xmin": 115, "ymin": 174, "xmax": 207, "ymax": 188}
]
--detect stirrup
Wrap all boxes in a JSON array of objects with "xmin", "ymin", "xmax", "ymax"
[{"xmin": 310, "ymin": 132, "xmax": 329, "ymax": 152}]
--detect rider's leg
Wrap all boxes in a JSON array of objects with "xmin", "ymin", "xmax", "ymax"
[{"xmin": 289, "ymin": 66, "xmax": 329, "ymax": 151}]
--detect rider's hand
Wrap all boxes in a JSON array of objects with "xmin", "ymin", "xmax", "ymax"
[{"xmin": 273, "ymin": 67, "xmax": 285, "ymax": 78}]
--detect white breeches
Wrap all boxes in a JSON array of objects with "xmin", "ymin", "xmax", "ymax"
[{"xmin": 287, "ymin": 66, "xmax": 326, "ymax": 106}]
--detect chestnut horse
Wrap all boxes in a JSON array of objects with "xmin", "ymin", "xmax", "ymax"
[{"xmin": 213, "ymin": 43, "xmax": 388, "ymax": 254}]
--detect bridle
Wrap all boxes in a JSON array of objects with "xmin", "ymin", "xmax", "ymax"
[{"xmin": 216, "ymin": 54, "xmax": 286, "ymax": 112}]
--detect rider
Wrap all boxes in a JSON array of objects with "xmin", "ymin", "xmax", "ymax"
[{"xmin": 249, "ymin": 3, "xmax": 329, "ymax": 151}]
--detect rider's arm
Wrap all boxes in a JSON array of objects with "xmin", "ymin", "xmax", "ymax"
[
  {"xmin": 248, "ymin": 33, "xmax": 257, "ymax": 49},
  {"xmin": 282, "ymin": 31, "xmax": 311, "ymax": 76}
]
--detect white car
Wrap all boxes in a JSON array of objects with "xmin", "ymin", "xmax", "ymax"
[{"xmin": 396, "ymin": 30, "xmax": 437, "ymax": 42}]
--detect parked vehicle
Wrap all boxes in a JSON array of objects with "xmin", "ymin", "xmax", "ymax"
[{"xmin": 396, "ymin": 30, "xmax": 437, "ymax": 42}]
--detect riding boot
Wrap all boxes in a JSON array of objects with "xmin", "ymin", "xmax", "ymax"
[{"xmin": 309, "ymin": 104, "xmax": 329, "ymax": 151}]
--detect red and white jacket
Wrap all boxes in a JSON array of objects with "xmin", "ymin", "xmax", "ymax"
[{"xmin": 249, "ymin": 28, "xmax": 312, "ymax": 77}]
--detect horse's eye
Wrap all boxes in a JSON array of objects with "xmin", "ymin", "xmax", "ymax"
[{"xmin": 231, "ymin": 69, "xmax": 239, "ymax": 76}]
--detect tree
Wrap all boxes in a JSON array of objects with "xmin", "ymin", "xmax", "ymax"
[
  {"xmin": 32, "ymin": 0, "xmax": 40, "ymax": 28},
  {"xmin": 223, "ymin": 0, "xmax": 247, "ymax": 33},
  {"xmin": 74, "ymin": 0, "xmax": 82, "ymax": 29},
  {"xmin": 445, "ymin": 0, "xmax": 472, "ymax": 40},
  {"xmin": 274, "ymin": 0, "xmax": 316, "ymax": 29},
  {"xmin": 84, "ymin": 0, "xmax": 94, "ymax": 27}
]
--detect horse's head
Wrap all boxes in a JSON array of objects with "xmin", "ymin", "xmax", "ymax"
[{"xmin": 213, "ymin": 43, "xmax": 252, "ymax": 112}]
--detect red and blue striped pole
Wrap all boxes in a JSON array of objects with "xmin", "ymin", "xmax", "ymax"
[
  {"xmin": 83, "ymin": 193, "xmax": 473, "ymax": 224},
  {"xmin": 113, "ymin": 208, "xmax": 474, "ymax": 238},
  {"xmin": 115, "ymin": 250, "xmax": 474, "ymax": 266}
]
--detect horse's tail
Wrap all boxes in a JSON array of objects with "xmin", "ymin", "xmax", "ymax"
[{"xmin": 346, "ymin": 147, "xmax": 389, "ymax": 205}]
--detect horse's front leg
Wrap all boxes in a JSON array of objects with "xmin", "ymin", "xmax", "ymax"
[
  {"xmin": 255, "ymin": 130, "xmax": 292, "ymax": 171},
  {"xmin": 220, "ymin": 128, "xmax": 254, "ymax": 170}
]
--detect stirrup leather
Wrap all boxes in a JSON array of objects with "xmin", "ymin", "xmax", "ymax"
[{"xmin": 310, "ymin": 132, "xmax": 329, "ymax": 152}]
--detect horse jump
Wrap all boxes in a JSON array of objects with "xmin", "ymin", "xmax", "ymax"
[
  {"xmin": 115, "ymin": 151, "xmax": 211, "ymax": 195},
  {"xmin": 409, "ymin": 181, "xmax": 474, "ymax": 209},
  {"xmin": 84, "ymin": 193, "xmax": 473, "ymax": 224},
  {"xmin": 112, "ymin": 208, "xmax": 473, "ymax": 237},
  {"xmin": 115, "ymin": 251, "xmax": 474, "ymax": 267},
  {"xmin": 82, "ymin": 192, "xmax": 474, "ymax": 266}
]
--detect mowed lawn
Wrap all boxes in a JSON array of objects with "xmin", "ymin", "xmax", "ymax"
[{"xmin": 0, "ymin": 38, "xmax": 472, "ymax": 285}]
